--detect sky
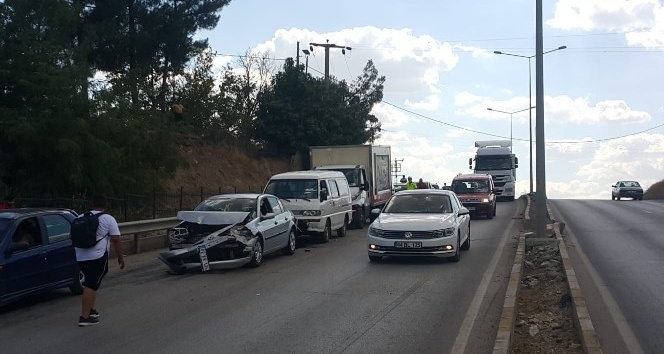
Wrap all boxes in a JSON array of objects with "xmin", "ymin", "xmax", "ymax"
[{"xmin": 199, "ymin": 0, "xmax": 664, "ymax": 199}]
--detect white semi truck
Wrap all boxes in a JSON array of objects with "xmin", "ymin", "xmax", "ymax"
[
  {"xmin": 310, "ymin": 145, "xmax": 392, "ymax": 228},
  {"xmin": 469, "ymin": 140, "xmax": 518, "ymax": 201}
]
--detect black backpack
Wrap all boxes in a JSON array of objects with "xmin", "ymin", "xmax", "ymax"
[{"xmin": 70, "ymin": 212, "xmax": 105, "ymax": 248}]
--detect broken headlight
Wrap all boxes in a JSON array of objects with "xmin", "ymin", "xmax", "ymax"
[
  {"xmin": 169, "ymin": 228, "xmax": 189, "ymax": 244},
  {"xmin": 229, "ymin": 226, "xmax": 256, "ymax": 239}
]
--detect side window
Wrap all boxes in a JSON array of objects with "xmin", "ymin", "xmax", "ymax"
[
  {"xmin": 260, "ymin": 198, "xmax": 273, "ymax": 216},
  {"xmin": 327, "ymin": 180, "xmax": 340, "ymax": 198},
  {"xmin": 267, "ymin": 196, "xmax": 283, "ymax": 214},
  {"xmin": 450, "ymin": 194, "xmax": 461, "ymax": 212},
  {"xmin": 12, "ymin": 217, "xmax": 42, "ymax": 248},
  {"xmin": 336, "ymin": 178, "xmax": 350, "ymax": 197},
  {"xmin": 44, "ymin": 214, "xmax": 71, "ymax": 243}
]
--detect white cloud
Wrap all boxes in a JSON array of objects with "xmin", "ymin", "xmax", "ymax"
[
  {"xmin": 453, "ymin": 44, "xmax": 492, "ymax": 58},
  {"xmin": 547, "ymin": 0, "xmax": 664, "ymax": 47},
  {"xmin": 250, "ymin": 26, "xmax": 458, "ymax": 100},
  {"xmin": 372, "ymin": 102, "xmax": 417, "ymax": 128},
  {"xmin": 405, "ymin": 94, "xmax": 440, "ymax": 111}
]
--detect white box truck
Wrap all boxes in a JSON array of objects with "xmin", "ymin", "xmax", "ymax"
[
  {"xmin": 310, "ymin": 145, "xmax": 392, "ymax": 229},
  {"xmin": 469, "ymin": 140, "xmax": 518, "ymax": 201}
]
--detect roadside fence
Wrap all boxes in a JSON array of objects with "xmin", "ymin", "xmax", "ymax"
[{"xmin": 11, "ymin": 185, "xmax": 266, "ymax": 222}]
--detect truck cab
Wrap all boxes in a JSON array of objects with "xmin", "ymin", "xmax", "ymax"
[{"xmin": 469, "ymin": 140, "xmax": 518, "ymax": 201}]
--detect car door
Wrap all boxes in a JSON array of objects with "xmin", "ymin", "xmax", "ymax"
[
  {"xmin": 256, "ymin": 197, "xmax": 279, "ymax": 252},
  {"xmin": 326, "ymin": 179, "xmax": 342, "ymax": 229},
  {"xmin": 451, "ymin": 194, "xmax": 470, "ymax": 243},
  {"xmin": 1, "ymin": 217, "xmax": 50, "ymax": 301},
  {"xmin": 42, "ymin": 213, "xmax": 77, "ymax": 287},
  {"xmin": 267, "ymin": 196, "xmax": 291, "ymax": 249}
]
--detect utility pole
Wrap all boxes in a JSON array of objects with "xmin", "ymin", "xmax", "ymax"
[
  {"xmin": 296, "ymin": 41, "xmax": 300, "ymax": 67},
  {"xmin": 391, "ymin": 158, "xmax": 404, "ymax": 184},
  {"xmin": 309, "ymin": 40, "xmax": 351, "ymax": 84},
  {"xmin": 535, "ymin": 0, "xmax": 547, "ymax": 238}
]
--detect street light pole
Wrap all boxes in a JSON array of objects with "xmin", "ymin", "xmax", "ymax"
[
  {"xmin": 486, "ymin": 107, "xmax": 533, "ymax": 152},
  {"xmin": 493, "ymin": 45, "xmax": 566, "ymax": 195}
]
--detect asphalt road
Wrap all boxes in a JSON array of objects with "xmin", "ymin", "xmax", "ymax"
[
  {"xmin": 550, "ymin": 198, "xmax": 664, "ymax": 354},
  {"xmin": 0, "ymin": 200, "xmax": 523, "ymax": 354}
]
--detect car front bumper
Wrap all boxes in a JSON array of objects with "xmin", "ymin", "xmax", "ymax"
[{"xmin": 367, "ymin": 235, "xmax": 457, "ymax": 258}]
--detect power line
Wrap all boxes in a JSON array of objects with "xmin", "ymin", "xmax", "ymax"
[{"xmin": 381, "ymin": 100, "xmax": 664, "ymax": 144}]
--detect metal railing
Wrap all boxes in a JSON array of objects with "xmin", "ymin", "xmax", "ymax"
[{"xmin": 117, "ymin": 217, "xmax": 181, "ymax": 254}]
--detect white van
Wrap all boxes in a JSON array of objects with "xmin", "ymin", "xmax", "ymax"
[{"xmin": 264, "ymin": 170, "xmax": 353, "ymax": 243}]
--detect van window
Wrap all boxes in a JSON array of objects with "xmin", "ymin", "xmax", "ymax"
[
  {"xmin": 327, "ymin": 180, "xmax": 340, "ymax": 198},
  {"xmin": 336, "ymin": 178, "xmax": 350, "ymax": 197}
]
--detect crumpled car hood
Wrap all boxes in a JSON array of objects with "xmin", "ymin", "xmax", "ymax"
[{"xmin": 177, "ymin": 211, "xmax": 251, "ymax": 225}]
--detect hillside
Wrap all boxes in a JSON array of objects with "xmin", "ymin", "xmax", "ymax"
[{"xmin": 162, "ymin": 138, "xmax": 293, "ymax": 195}]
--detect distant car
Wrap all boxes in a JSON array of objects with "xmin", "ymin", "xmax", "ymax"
[
  {"xmin": 611, "ymin": 181, "xmax": 644, "ymax": 200},
  {"xmin": 0, "ymin": 208, "xmax": 83, "ymax": 306},
  {"xmin": 159, "ymin": 193, "xmax": 296, "ymax": 273},
  {"xmin": 452, "ymin": 173, "xmax": 497, "ymax": 219},
  {"xmin": 367, "ymin": 189, "xmax": 471, "ymax": 263}
]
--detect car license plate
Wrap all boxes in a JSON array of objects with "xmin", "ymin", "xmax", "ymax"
[
  {"xmin": 198, "ymin": 246, "xmax": 210, "ymax": 271},
  {"xmin": 394, "ymin": 241, "xmax": 422, "ymax": 248},
  {"xmin": 467, "ymin": 207, "xmax": 476, "ymax": 211}
]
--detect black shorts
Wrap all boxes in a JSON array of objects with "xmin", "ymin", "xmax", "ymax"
[{"xmin": 78, "ymin": 253, "xmax": 109, "ymax": 291}]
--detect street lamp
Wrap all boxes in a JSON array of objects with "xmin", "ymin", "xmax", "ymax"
[
  {"xmin": 493, "ymin": 45, "xmax": 566, "ymax": 194},
  {"xmin": 486, "ymin": 107, "xmax": 534, "ymax": 151},
  {"xmin": 301, "ymin": 49, "xmax": 310, "ymax": 75}
]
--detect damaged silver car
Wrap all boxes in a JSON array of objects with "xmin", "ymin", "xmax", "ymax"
[{"xmin": 159, "ymin": 194, "xmax": 296, "ymax": 274}]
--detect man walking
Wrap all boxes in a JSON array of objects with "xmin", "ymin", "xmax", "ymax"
[{"xmin": 75, "ymin": 195, "xmax": 125, "ymax": 326}]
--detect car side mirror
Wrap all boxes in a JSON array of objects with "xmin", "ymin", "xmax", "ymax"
[
  {"xmin": 363, "ymin": 181, "xmax": 370, "ymax": 191},
  {"xmin": 458, "ymin": 207, "xmax": 470, "ymax": 216},
  {"xmin": 611, "ymin": 185, "xmax": 616, "ymax": 188},
  {"xmin": 261, "ymin": 212, "xmax": 276, "ymax": 220},
  {"xmin": 369, "ymin": 208, "xmax": 382, "ymax": 223}
]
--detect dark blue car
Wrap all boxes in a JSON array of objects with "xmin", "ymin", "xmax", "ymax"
[{"xmin": 0, "ymin": 208, "xmax": 83, "ymax": 306}]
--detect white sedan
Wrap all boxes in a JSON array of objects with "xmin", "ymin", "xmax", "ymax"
[{"xmin": 367, "ymin": 189, "xmax": 471, "ymax": 262}]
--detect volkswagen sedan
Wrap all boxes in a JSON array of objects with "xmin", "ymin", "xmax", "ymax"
[
  {"xmin": 159, "ymin": 194, "xmax": 296, "ymax": 273},
  {"xmin": 367, "ymin": 189, "xmax": 470, "ymax": 262}
]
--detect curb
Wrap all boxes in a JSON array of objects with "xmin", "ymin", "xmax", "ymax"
[{"xmin": 492, "ymin": 196, "xmax": 603, "ymax": 354}]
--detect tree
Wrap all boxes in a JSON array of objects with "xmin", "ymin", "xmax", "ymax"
[{"xmin": 253, "ymin": 58, "xmax": 385, "ymax": 155}]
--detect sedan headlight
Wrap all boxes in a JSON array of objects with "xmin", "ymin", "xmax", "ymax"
[
  {"xmin": 300, "ymin": 210, "xmax": 321, "ymax": 216},
  {"xmin": 482, "ymin": 198, "xmax": 489, "ymax": 203},
  {"xmin": 368, "ymin": 226, "xmax": 384, "ymax": 237},
  {"xmin": 443, "ymin": 227, "xmax": 455, "ymax": 238}
]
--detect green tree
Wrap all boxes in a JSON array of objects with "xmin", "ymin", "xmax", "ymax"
[{"xmin": 253, "ymin": 58, "xmax": 385, "ymax": 155}]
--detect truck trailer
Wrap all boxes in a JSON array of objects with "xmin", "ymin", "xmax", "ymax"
[
  {"xmin": 469, "ymin": 140, "xmax": 518, "ymax": 201},
  {"xmin": 310, "ymin": 145, "xmax": 392, "ymax": 228}
]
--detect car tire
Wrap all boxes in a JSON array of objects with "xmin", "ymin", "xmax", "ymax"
[
  {"xmin": 451, "ymin": 233, "xmax": 461, "ymax": 262},
  {"xmin": 369, "ymin": 255, "xmax": 382, "ymax": 263},
  {"xmin": 353, "ymin": 208, "xmax": 365, "ymax": 229},
  {"xmin": 611, "ymin": 195, "xmax": 615, "ymax": 200},
  {"xmin": 319, "ymin": 219, "xmax": 331, "ymax": 243},
  {"xmin": 69, "ymin": 266, "xmax": 84, "ymax": 295},
  {"xmin": 617, "ymin": 196, "xmax": 621, "ymax": 201},
  {"xmin": 493, "ymin": 203, "xmax": 497, "ymax": 216},
  {"xmin": 248, "ymin": 238, "xmax": 264, "ymax": 268},
  {"xmin": 337, "ymin": 216, "xmax": 348, "ymax": 237},
  {"xmin": 461, "ymin": 224, "xmax": 471, "ymax": 251},
  {"xmin": 282, "ymin": 228, "xmax": 296, "ymax": 255}
]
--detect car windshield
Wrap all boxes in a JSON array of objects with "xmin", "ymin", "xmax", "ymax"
[
  {"xmin": 475, "ymin": 156, "xmax": 512, "ymax": 170},
  {"xmin": 452, "ymin": 180, "xmax": 489, "ymax": 193},
  {"xmin": 619, "ymin": 181, "xmax": 641, "ymax": 188},
  {"xmin": 264, "ymin": 179, "xmax": 318, "ymax": 200},
  {"xmin": 194, "ymin": 197, "xmax": 256, "ymax": 212},
  {"xmin": 383, "ymin": 194, "xmax": 452, "ymax": 214},
  {"xmin": 337, "ymin": 169, "xmax": 360, "ymax": 187}
]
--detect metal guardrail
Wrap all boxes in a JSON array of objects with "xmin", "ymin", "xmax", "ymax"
[{"xmin": 117, "ymin": 217, "xmax": 180, "ymax": 254}]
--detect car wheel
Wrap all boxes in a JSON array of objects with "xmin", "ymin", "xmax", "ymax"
[
  {"xmin": 69, "ymin": 266, "xmax": 84, "ymax": 295},
  {"xmin": 493, "ymin": 203, "xmax": 497, "ymax": 216},
  {"xmin": 248, "ymin": 238, "xmax": 263, "ymax": 268},
  {"xmin": 616, "ymin": 196, "xmax": 621, "ymax": 201},
  {"xmin": 461, "ymin": 224, "xmax": 471, "ymax": 251},
  {"xmin": 369, "ymin": 255, "xmax": 382, "ymax": 262},
  {"xmin": 353, "ymin": 208, "xmax": 365, "ymax": 229},
  {"xmin": 282, "ymin": 228, "xmax": 296, "ymax": 255},
  {"xmin": 337, "ymin": 216, "xmax": 348, "ymax": 237},
  {"xmin": 319, "ymin": 219, "xmax": 331, "ymax": 243},
  {"xmin": 451, "ymin": 233, "xmax": 461, "ymax": 262}
]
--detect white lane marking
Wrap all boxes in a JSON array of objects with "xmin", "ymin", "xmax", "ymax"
[
  {"xmin": 450, "ymin": 210, "xmax": 516, "ymax": 354},
  {"xmin": 551, "ymin": 203, "xmax": 645, "ymax": 354}
]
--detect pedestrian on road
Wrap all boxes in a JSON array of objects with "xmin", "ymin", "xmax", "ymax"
[
  {"xmin": 405, "ymin": 177, "xmax": 417, "ymax": 190},
  {"xmin": 75, "ymin": 194, "xmax": 125, "ymax": 326},
  {"xmin": 416, "ymin": 178, "xmax": 428, "ymax": 189}
]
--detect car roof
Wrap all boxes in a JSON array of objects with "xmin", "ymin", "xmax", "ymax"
[
  {"xmin": 270, "ymin": 170, "xmax": 345, "ymax": 179},
  {"xmin": 393, "ymin": 189, "xmax": 454, "ymax": 196},
  {"xmin": 0, "ymin": 208, "xmax": 77, "ymax": 220},
  {"xmin": 205, "ymin": 193, "xmax": 263, "ymax": 199}
]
